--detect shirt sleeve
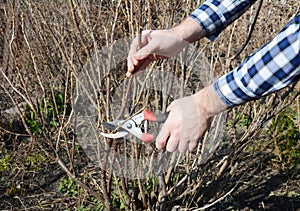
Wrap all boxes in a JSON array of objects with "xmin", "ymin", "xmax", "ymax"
[
  {"xmin": 190, "ymin": 0, "xmax": 257, "ymax": 41},
  {"xmin": 214, "ymin": 14, "xmax": 300, "ymax": 107}
]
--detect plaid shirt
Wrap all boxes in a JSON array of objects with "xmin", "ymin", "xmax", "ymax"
[{"xmin": 191, "ymin": 0, "xmax": 300, "ymax": 107}]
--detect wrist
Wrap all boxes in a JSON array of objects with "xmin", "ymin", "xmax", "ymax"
[
  {"xmin": 192, "ymin": 84, "xmax": 228, "ymax": 117},
  {"xmin": 170, "ymin": 17, "xmax": 206, "ymax": 43}
]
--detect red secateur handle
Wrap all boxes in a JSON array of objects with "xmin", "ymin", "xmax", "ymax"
[
  {"xmin": 143, "ymin": 110, "xmax": 169, "ymax": 123},
  {"xmin": 140, "ymin": 110, "xmax": 169, "ymax": 143}
]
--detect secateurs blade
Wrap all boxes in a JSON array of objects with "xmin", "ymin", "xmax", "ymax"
[{"xmin": 100, "ymin": 110, "xmax": 169, "ymax": 143}]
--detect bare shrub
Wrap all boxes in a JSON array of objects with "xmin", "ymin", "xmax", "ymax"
[{"xmin": 0, "ymin": 0, "xmax": 299, "ymax": 210}]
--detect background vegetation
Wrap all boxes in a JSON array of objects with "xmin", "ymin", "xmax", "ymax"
[{"xmin": 0, "ymin": 0, "xmax": 299, "ymax": 210}]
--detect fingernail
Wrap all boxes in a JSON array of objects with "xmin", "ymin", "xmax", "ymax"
[
  {"xmin": 133, "ymin": 59, "xmax": 138, "ymax": 65},
  {"xmin": 155, "ymin": 140, "xmax": 163, "ymax": 150},
  {"xmin": 156, "ymin": 145, "xmax": 162, "ymax": 150},
  {"xmin": 126, "ymin": 72, "xmax": 131, "ymax": 77}
]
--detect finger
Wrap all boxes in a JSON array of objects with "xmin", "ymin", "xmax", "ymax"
[
  {"xmin": 127, "ymin": 45, "xmax": 153, "ymax": 77},
  {"xmin": 133, "ymin": 45, "xmax": 154, "ymax": 61},
  {"xmin": 135, "ymin": 58, "xmax": 152, "ymax": 73},
  {"xmin": 127, "ymin": 48, "xmax": 139, "ymax": 76},
  {"xmin": 156, "ymin": 124, "xmax": 170, "ymax": 150},
  {"xmin": 166, "ymin": 134, "xmax": 179, "ymax": 152},
  {"xmin": 126, "ymin": 71, "xmax": 132, "ymax": 78},
  {"xmin": 127, "ymin": 35, "xmax": 147, "ymax": 74},
  {"xmin": 128, "ymin": 41, "xmax": 140, "ymax": 61},
  {"xmin": 166, "ymin": 101, "xmax": 177, "ymax": 112},
  {"xmin": 126, "ymin": 56, "xmax": 149, "ymax": 77},
  {"xmin": 129, "ymin": 30, "xmax": 150, "ymax": 53},
  {"xmin": 128, "ymin": 30, "xmax": 152, "ymax": 60},
  {"xmin": 126, "ymin": 58, "xmax": 152, "ymax": 77},
  {"xmin": 178, "ymin": 139, "xmax": 189, "ymax": 153},
  {"xmin": 189, "ymin": 139, "xmax": 199, "ymax": 151},
  {"xmin": 127, "ymin": 47, "xmax": 140, "ymax": 73},
  {"xmin": 127, "ymin": 57, "xmax": 136, "ymax": 75}
]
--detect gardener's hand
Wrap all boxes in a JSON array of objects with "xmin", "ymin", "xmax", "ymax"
[
  {"xmin": 126, "ymin": 17, "xmax": 205, "ymax": 77},
  {"xmin": 156, "ymin": 84, "xmax": 228, "ymax": 153},
  {"xmin": 126, "ymin": 29, "xmax": 188, "ymax": 77}
]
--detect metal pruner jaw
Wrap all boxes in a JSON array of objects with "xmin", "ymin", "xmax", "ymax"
[
  {"xmin": 131, "ymin": 112, "xmax": 145, "ymax": 125},
  {"xmin": 100, "ymin": 131, "xmax": 128, "ymax": 139}
]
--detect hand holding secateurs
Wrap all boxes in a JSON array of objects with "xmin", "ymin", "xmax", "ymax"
[{"xmin": 100, "ymin": 110, "xmax": 169, "ymax": 143}]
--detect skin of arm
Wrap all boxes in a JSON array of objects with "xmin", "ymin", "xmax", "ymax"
[
  {"xmin": 126, "ymin": 17, "xmax": 205, "ymax": 77},
  {"xmin": 127, "ymin": 0, "xmax": 258, "ymax": 77},
  {"xmin": 169, "ymin": 17, "xmax": 206, "ymax": 43}
]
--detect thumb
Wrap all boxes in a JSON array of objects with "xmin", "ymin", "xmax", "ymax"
[
  {"xmin": 166, "ymin": 101, "xmax": 177, "ymax": 112},
  {"xmin": 133, "ymin": 44, "xmax": 154, "ymax": 61},
  {"xmin": 127, "ymin": 45, "xmax": 153, "ymax": 74},
  {"xmin": 156, "ymin": 124, "xmax": 170, "ymax": 150}
]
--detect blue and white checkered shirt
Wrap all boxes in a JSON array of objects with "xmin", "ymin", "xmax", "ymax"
[{"xmin": 191, "ymin": 0, "xmax": 300, "ymax": 107}]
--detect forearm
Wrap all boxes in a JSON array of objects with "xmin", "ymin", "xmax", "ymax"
[
  {"xmin": 190, "ymin": 0, "xmax": 257, "ymax": 41},
  {"xmin": 171, "ymin": 0, "xmax": 258, "ymax": 43},
  {"xmin": 170, "ymin": 17, "xmax": 206, "ymax": 43},
  {"xmin": 214, "ymin": 14, "xmax": 300, "ymax": 107}
]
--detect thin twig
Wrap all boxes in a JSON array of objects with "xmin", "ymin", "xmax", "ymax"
[
  {"xmin": 194, "ymin": 174, "xmax": 245, "ymax": 211},
  {"xmin": 230, "ymin": 0, "xmax": 263, "ymax": 61}
]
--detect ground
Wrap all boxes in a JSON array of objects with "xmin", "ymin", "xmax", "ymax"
[{"xmin": 0, "ymin": 133, "xmax": 299, "ymax": 210}]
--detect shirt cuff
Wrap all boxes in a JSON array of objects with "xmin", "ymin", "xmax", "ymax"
[
  {"xmin": 190, "ymin": 1, "xmax": 226, "ymax": 41},
  {"xmin": 190, "ymin": 0, "xmax": 257, "ymax": 41},
  {"xmin": 213, "ymin": 80, "xmax": 235, "ymax": 108}
]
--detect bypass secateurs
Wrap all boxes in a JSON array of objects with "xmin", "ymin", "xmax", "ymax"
[{"xmin": 100, "ymin": 110, "xmax": 169, "ymax": 143}]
